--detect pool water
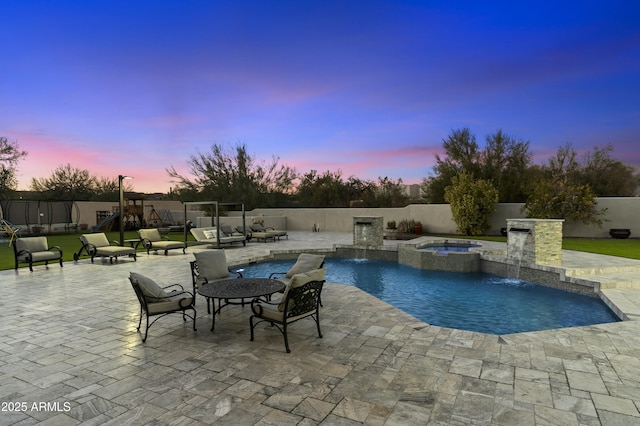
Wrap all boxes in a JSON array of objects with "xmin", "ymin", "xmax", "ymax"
[
  {"xmin": 239, "ymin": 258, "xmax": 620, "ymax": 335},
  {"xmin": 419, "ymin": 243, "xmax": 481, "ymax": 253}
]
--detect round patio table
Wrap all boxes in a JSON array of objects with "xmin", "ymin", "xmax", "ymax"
[{"xmin": 198, "ymin": 278, "xmax": 285, "ymax": 331}]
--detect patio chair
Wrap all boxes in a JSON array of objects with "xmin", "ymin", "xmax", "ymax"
[
  {"xmin": 190, "ymin": 250, "xmax": 243, "ymax": 313},
  {"xmin": 245, "ymin": 225, "xmax": 276, "ymax": 243},
  {"xmin": 138, "ymin": 228, "xmax": 186, "ymax": 255},
  {"xmin": 250, "ymin": 268, "xmax": 326, "ymax": 353},
  {"xmin": 129, "ymin": 272, "xmax": 197, "ymax": 342},
  {"xmin": 74, "ymin": 233, "xmax": 136, "ymax": 263},
  {"xmin": 250, "ymin": 223, "xmax": 288, "ymax": 240},
  {"xmin": 190, "ymin": 227, "xmax": 246, "ymax": 247},
  {"xmin": 269, "ymin": 253, "xmax": 325, "ymax": 286},
  {"xmin": 13, "ymin": 236, "xmax": 63, "ymax": 272}
]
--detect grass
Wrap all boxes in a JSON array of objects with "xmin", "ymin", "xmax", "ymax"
[
  {"xmin": 2, "ymin": 231, "xmax": 639, "ymax": 271},
  {"xmin": 2, "ymin": 231, "xmax": 195, "ymax": 271},
  {"xmin": 448, "ymin": 235, "xmax": 640, "ymax": 260}
]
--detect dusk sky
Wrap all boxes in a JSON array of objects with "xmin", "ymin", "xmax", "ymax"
[{"xmin": 2, "ymin": 1, "xmax": 639, "ymax": 194}]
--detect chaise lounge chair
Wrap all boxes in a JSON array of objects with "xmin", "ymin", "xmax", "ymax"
[
  {"xmin": 138, "ymin": 228, "xmax": 186, "ymax": 255},
  {"xmin": 244, "ymin": 225, "xmax": 277, "ymax": 243},
  {"xmin": 250, "ymin": 223, "xmax": 288, "ymax": 240},
  {"xmin": 74, "ymin": 232, "xmax": 137, "ymax": 263},
  {"xmin": 190, "ymin": 227, "xmax": 246, "ymax": 247}
]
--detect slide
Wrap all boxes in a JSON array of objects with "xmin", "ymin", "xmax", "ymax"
[{"xmin": 92, "ymin": 213, "xmax": 119, "ymax": 233}]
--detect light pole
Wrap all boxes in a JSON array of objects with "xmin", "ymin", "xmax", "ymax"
[{"xmin": 118, "ymin": 175, "xmax": 133, "ymax": 246}]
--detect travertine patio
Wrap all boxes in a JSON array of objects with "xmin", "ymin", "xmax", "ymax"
[{"xmin": 1, "ymin": 232, "xmax": 639, "ymax": 425}]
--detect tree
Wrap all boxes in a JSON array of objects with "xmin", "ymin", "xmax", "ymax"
[
  {"xmin": 480, "ymin": 130, "xmax": 532, "ymax": 202},
  {"xmin": 579, "ymin": 144, "xmax": 639, "ymax": 196},
  {"xmin": 369, "ymin": 177, "xmax": 408, "ymax": 207},
  {"xmin": 166, "ymin": 143, "xmax": 297, "ymax": 209},
  {"xmin": 423, "ymin": 128, "xmax": 532, "ymax": 203},
  {"xmin": 423, "ymin": 128, "xmax": 479, "ymax": 203},
  {"xmin": 0, "ymin": 137, "xmax": 28, "ymax": 197},
  {"xmin": 444, "ymin": 172, "xmax": 499, "ymax": 236},
  {"xmin": 523, "ymin": 143, "xmax": 607, "ymax": 226},
  {"xmin": 295, "ymin": 170, "xmax": 351, "ymax": 207},
  {"xmin": 30, "ymin": 164, "xmax": 97, "ymax": 201}
]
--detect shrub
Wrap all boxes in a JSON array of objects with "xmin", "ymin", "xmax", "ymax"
[{"xmin": 445, "ymin": 173, "xmax": 498, "ymax": 236}]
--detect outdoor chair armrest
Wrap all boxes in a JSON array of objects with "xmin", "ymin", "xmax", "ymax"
[
  {"xmin": 250, "ymin": 297, "xmax": 279, "ymax": 315},
  {"xmin": 162, "ymin": 283, "xmax": 186, "ymax": 292},
  {"xmin": 268, "ymin": 272, "xmax": 286, "ymax": 279},
  {"xmin": 84, "ymin": 243, "xmax": 98, "ymax": 255}
]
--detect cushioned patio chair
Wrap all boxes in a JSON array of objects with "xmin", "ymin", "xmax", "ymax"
[
  {"xmin": 138, "ymin": 228, "xmax": 186, "ymax": 255},
  {"xmin": 245, "ymin": 225, "xmax": 276, "ymax": 243},
  {"xmin": 250, "ymin": 268, "xmax": 326, "ymax": 353},
  {"xmin": 190, "ymin": 250, "xmax": 243, "ymax": 313},
  {"xmin": 74, "ymin": 233, "xmax": 136, "ymax": 263},
  {"xmin": 250, "ymin": 223, "xmax": 288, "ymax": 240},
  {"xmin": 13, "ymin": 236, "xmax": 63, "ymax": 272},
  {"xmin": 269, "ymin": 253, "xmax": 325, "ymax": 286},
  {"xmin": 190, "ymin": 227, "xmax": 246, "ymax": 247},
  {"xmin": 129, "ymin": 272, "xmax": 196, "ymax": 342}
]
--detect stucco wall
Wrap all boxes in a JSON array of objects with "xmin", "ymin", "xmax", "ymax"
[
  {"xmin": 6, "ymin": 197, "xmax": 629, "ymax": 238},
  {"xmin": 252, "ymin": 197, "xmax": 639, "ymax": 238}
]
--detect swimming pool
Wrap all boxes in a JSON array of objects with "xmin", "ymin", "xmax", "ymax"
[{"xmin": 240, "ymin": 258, "xmax": 619, "ymax": 335}]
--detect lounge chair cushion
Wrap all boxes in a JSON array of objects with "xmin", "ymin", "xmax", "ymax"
[
  {"xmin": 147, "ymin": 293, "xmax": 194, "ymax": 315},
  {"xmin": 193, "ymin": 250, "xmax": 230, "ymax": 280},
  {"xmin": 16, "ymin": 236, "xmax": 49, "ymax": 253},
  {"xmin": 286, "ymin": 254, "xmax": 326, "ymax": 278},
  {"xmin": 81, "ymin": 233, "xmax": 111, "ymax": 247},
  {"xmin": 15, "ymin": 237, "xmax": 62, "ymax": 262},
  {"xmin": 278, "ymin": 268, "xmax": 326, "ymax": 311},
  {"xmin": 138, "ymin": 228, "xmax": 163, "ymax": 242},
  {"xmin": 130, "ymin": 272, "xmax": 167, "ymax": 300},
  {"xmin": 203, "ymin": 229, "xmax": 216, "ymax": 239}
]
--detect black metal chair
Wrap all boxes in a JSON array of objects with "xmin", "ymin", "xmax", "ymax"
[
  {"xmin": 13, "ymin": 236, "xmax": 63, "ymax": 272},
  {"xmin": 129, "ymin": 273, "xmax": 196, "ymax": 342},
  {"xmin": 190, "ymin": 250, "xmax": 243, "ymax": 313},
  {"xmin": 250, "ymin": 279, "xmax": 324, "ymax": 353}
]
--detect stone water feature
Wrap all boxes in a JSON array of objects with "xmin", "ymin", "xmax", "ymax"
[
  {"xmin": 353, "ymin": 216, "xmax": 383, "ymax": 247},
  {"xmin": 507, "ymin": 218, "xmax": 564, "ymax": 265}
]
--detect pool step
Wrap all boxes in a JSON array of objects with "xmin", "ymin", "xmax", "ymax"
[
  {"xmin": 563, "ymin": 264, "xmax": 640, "ymax": 277},
  {"xmin": 576, "ymin": 272, "xmax": 640, "ymax": 290}
]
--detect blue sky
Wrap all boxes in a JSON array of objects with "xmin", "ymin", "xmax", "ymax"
[{"xmin": 1, "ymin": 0, "xmax": 639, "ymax": 193}]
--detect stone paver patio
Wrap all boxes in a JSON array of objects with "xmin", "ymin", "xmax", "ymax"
[{"xmin": 1, "ymin": 231, "xmax": 639, "ymax": 425}]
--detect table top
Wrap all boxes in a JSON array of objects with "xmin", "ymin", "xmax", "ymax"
[{"xmin": 198, "ymin": 277, "xmax": 285, "ymax": 299}]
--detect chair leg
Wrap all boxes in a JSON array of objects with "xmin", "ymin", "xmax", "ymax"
[
  {"xmin": 142, "ymin": 314, "xmax": 149, "ymax": 342},
  {"xmin": 315, "ymin": 313, "xmax": 323, "ymax": 338},
  {"xmin": 137, "ymin": 307, "xmax": 143, "ymax": 331},
  {"xmin": 283, "ymin": 322, "xmax": 290, "ymax": 353},
  {"xmin": 249, "ymin": 316, "xmax": 255, "ymax": 341}
]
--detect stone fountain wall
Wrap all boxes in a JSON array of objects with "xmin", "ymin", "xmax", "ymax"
[
  {"xmin": 507, "ymin": 218, "xmax": 563, "ymax": 265},
  {"xmin": 353, "ymin": 216, "xmax": 384, "ymax": 247}
]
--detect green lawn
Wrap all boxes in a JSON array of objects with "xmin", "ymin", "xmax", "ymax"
[
  {"xmin": 449, "ymin": 235, "xmax": 640, "ymax": 260},
  {"xmin": 2, "ymin": 231, "xmax": 195, "ymax": 271}
]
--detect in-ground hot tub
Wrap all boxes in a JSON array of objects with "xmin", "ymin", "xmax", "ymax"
[
  {"xmin": 419, "ymin": 242, "xmax": 482, "ymax": 254},
  {"xmin": 399, "ymin": 240, "xmax": 482, "ymax": 273}
]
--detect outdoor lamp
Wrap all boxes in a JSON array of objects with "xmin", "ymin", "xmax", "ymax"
[{"xmin": 118, "ymin": 175, "xmax": 133, "ymax": 246}]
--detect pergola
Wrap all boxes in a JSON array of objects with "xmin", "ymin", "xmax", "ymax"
[{"xmin": 183, "ymin": 201, "xmax": 246, "ymax": 249}]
